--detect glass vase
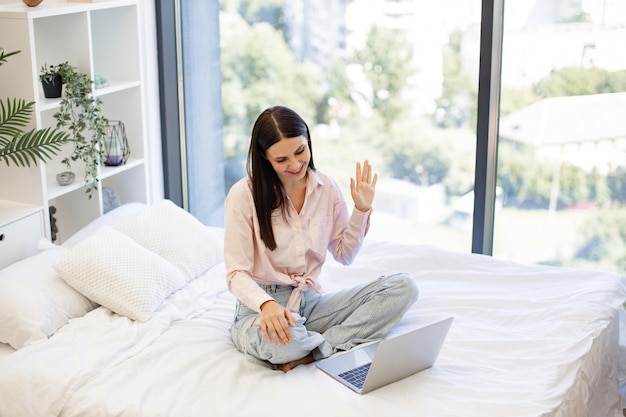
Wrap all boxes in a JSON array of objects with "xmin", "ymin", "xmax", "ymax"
[{"xmin": 103, "ymin": 120, "xmax": 130, "ymax": 166}]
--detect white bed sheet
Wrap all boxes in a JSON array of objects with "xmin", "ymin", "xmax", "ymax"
[{"xmin": 1, "ymin": 239, "xmax": 625, "ymax": 417}]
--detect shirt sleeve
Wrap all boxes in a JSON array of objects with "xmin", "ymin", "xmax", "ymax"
[
  {"xmin": 326, "ymin": 179, "xmax": 372, "ymax": 265},
  {"xmin": 223, "ymin": 180, "xmax": 274, "ymax": 312}
]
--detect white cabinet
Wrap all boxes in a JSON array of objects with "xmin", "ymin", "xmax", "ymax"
[
  {"xmin": 0, "ymin": 0, "xmax": 152, "ymax": 249},
  {"xmin": 0, "ymin": 201, "xmax": 44, "ymax": 269}
]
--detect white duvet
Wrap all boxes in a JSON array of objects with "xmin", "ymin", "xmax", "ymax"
[{"xmin": 1, "ymin": 240, "xmax": 625, "ymax": 417}]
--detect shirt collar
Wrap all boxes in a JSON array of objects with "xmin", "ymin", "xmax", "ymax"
[
  {"xmin": 307, "ymin": 168, "xmax": 324, "ymax": 187},
  {"xmin": 306, "ymin": 168, "xmax": 324, "ymax": 197}
]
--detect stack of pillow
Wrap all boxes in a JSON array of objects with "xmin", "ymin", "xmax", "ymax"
[{"xmin": 0, "ymin": 200, "xmax": 223, "ymax": 350}]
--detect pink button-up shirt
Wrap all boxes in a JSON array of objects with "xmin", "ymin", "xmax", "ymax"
[{"xmin": 224, "ymin": 169, "xmax": 371, "ymax": 312}]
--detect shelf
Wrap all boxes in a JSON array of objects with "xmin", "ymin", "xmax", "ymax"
[
  {"xmin": 36, "ymin": 80, "xmax": 140, "ymax": 112},
  {"xmin": 93, "ymin": 80, "xmax": 141, "ymax": 97},
  {"xmin": 99, "ymin": 157, "xmax": 144, "ymax": 179},
  {"xmin": 45, "ymin": 157, "xmax": 145, "ymax": 199},
  {"xmin": 37, "ymin": 96, "xmax": 63, "ymax": 112},
  {"xmin": 0, "ymin": 200, "xmax": 42, "ymax": 226},
  {"xmin": 45, "ymin": 171, "xmax": 85, "ymax": 200},
  {"xmin": 0, "ymin": 0, "xmax": 137, "ymax": 19}
]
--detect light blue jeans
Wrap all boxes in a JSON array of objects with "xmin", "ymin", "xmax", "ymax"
[{"xmin": 230, "ymin": 273, "xmax": 419, "ymax": 365}]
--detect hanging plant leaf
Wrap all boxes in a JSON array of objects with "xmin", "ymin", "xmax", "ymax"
[{"xmin": 52, "ymin": 63, "xmax": 108, "ymax": 199}]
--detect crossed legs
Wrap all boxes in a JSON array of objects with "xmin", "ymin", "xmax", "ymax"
[{"xmin": 230, "ymin": 273, "xmax": 419, "ymax": 372}]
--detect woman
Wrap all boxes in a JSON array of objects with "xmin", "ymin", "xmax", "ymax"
[{"xmin": 224, "ymin": 106, "xmax": 418, "ymax": 372}]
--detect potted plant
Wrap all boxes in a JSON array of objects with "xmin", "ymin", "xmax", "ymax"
[
  {"xmin": 0, "ymin": 48, "xmax": 70, "ymax": 168},
  {"xmin": 39, "ymin": 62, "xmax": 72, "ymax": 99},
  {"xmin": 52, "ymin": 61, "xmax": 108, "ymax": 199}
]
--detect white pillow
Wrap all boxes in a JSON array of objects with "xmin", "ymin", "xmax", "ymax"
[
  {"xmin": 54, "ymin": 226, "xmax": 186, "ymax": 322},
  {"xmin": 0, "ymin": 246, "xmax": 97, "ymax": 350},
  {"xmin": 114, "ymin": 199, "xmax": 223, "ymax": 282}
]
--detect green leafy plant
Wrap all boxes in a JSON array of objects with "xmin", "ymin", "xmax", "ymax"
[
  {"xmin": 0, "ymin": 48, "xmax": 19, "ymax": 65},
  {"xmin": 0, "ymin": 48, "xmax": 70, "ymax": 168},
  {"xmin": 52, "ymin": 62, "xmax": 108, "ymax": 199},
  {"xmin": 39, "ymin": 61, "xmax": 72, "ymax": 86}
]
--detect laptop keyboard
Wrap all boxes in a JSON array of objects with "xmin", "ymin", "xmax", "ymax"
[{"xmin": 338, "ymin": 362, "xmax": 372, "ymax": 389}]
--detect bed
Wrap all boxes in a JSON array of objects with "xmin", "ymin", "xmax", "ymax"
[{"xmin": 0, "ymin": 200, "xmax": 625, "ymax": 417}]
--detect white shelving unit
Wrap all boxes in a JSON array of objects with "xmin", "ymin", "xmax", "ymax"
[{"xmin": 0, "ymin": 0, "xmax": 152, "ymax": 254}]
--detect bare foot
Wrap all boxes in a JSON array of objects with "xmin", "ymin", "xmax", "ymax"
[{"xmin": 273, "ymin": 353, "xmax": 315, "ymax": 373}]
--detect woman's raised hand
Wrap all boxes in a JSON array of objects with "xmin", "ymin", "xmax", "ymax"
[{"xmin": 350, "ymin": 160, "xmax": 378, "ymax": 212}]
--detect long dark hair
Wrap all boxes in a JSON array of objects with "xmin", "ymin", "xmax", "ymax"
[{"xmin": 247, "ymin": 106, "xmax": 315, "ymax": 250}]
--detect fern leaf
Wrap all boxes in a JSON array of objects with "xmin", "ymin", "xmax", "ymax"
[
  {"xmin": 0, "ymin": 98, "xmax": 34, "ymax": 139},
  {"xmin": 0, "ymin": 48, "xmax": 21, "ymax": 66},
  {"xmin": 0, "ymin": 127, "xmax": 70, "ymax": 168}
]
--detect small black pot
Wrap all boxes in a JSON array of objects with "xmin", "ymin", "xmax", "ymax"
[{"xmin": 41, "ymin": 75, "xmax": 63, "ymax": 98}]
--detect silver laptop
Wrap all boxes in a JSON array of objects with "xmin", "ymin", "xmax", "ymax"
[{"xmin": 316, "ymin": 316, "xmax": 453, "ymax": 394}]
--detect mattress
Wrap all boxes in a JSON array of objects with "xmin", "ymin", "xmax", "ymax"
[{"xmin": 0, "ymin": 205, "xmax": 625, "ymax": 417}]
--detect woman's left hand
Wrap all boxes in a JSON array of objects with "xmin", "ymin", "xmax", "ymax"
[{"xmin": 350, "ymin": 160, "xmax": 378, "ymax": 212}]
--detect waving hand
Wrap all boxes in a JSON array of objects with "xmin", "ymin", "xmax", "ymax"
[{"xmin": 350, "ymin": 160, "xmax": 377, "ymax": 212}]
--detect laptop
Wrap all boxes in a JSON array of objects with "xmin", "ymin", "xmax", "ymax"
[{"xmin": 316, "ymin": 316, "xmax": 453, "ymax": 394}]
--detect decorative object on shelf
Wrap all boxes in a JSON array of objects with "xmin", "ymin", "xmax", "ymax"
[
  {"xmin": 39, "ymin": 62, "xmax": 72, "ymax": 99},
  {"xmin": 56, "ymin": 171, "xmax": 75, "ymax": 186},
  {"xmin": 94, "ymin": 74, "xmax": 110, "ymax": 89},
  {"xmin": 102, "ymin": 187, "xmax": 121, "ymax": 214},
  {"xmin": 53, "ymin": 61, "xmax": 108, "ymax": 199},
  {"xmin": 49, "ymin": 205, "xmax": 58, "ymax": 242},
  {"xmin": 0, "ymin": 48, "xmax": 69, "ymax": 168},
  {"xmin": 103, "ymin": 120, "xmax": 130, "ymax": 166},
  {"xmin": 23, "ymin": 0, "xmax": 43, "ymax": 6}
]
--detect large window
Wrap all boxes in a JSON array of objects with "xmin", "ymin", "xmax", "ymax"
[
  {"xmin": 495, "ymin": 1, "xmax": 626, "ymax": 273},
  {"xmin": 219, "ymin": 0, "xmax": 481, "ymax": 252},
  {"xmin": 159, "ymin": 0, "xmax": 625, "ymax": 275}
]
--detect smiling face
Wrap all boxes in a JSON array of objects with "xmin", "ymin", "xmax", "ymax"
[{"xmin": 264, "ymin": 135, "xmax": 311, "ymax": 187}]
